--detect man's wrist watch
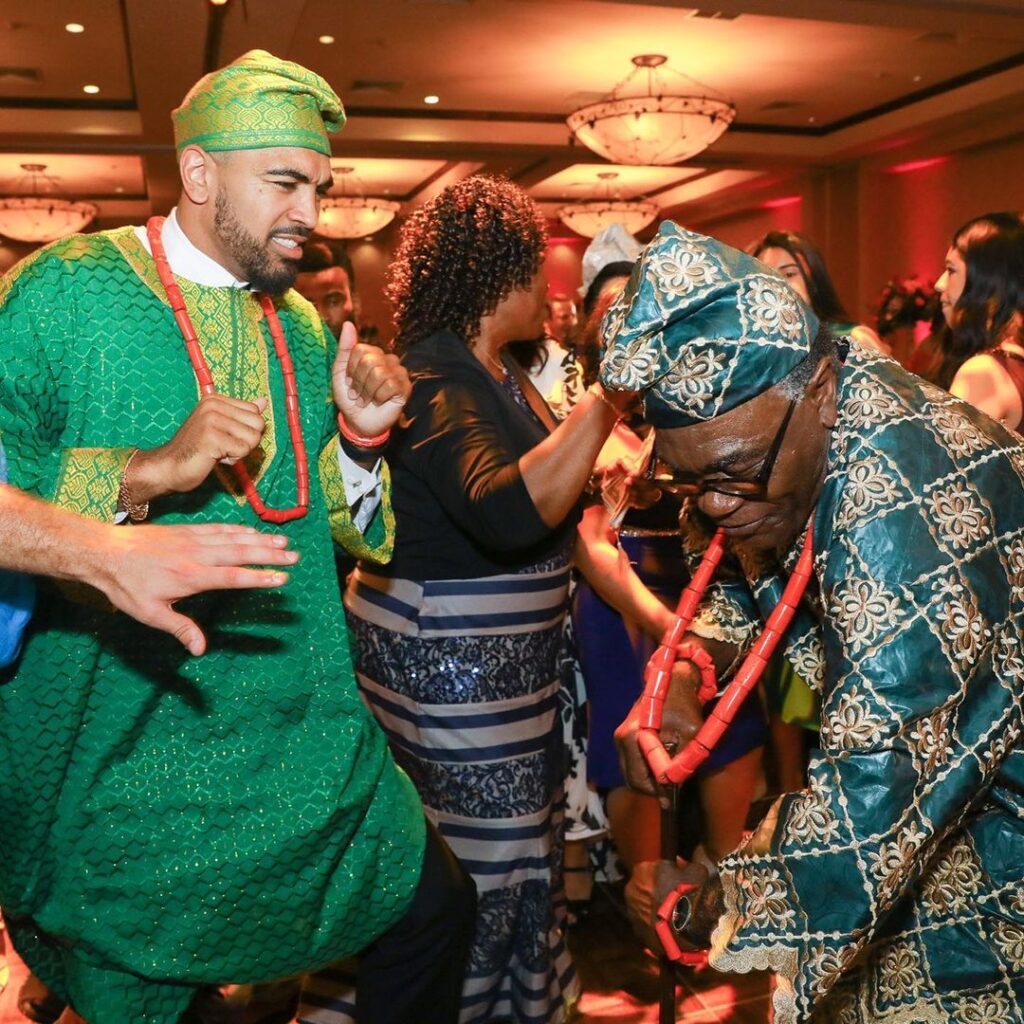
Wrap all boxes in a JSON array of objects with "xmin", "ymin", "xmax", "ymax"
[
  {"xmin": 670, "ymin": 889, "xmax": 693, "ymax": 935},
  {"xmin": 117, "ymin": 448, "xmax": 150, "ymax": 523}
]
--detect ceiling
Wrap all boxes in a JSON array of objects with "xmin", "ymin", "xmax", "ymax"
[{"xmin": 1, "ymin": 0, "xmax": 1023, "ymax": 234}]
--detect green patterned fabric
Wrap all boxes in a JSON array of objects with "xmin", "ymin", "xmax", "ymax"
[
  {"xmin": 173, "ymin": 49, "xmax": 344, "ymax": 156},
  {"xmin": 600, "ymin": 222, "xmax": 819, "ymax": 427},
  {"xmin": 683, "ymin": 346, "xmax": 1024, "ymax": 1022},
  {"xmin": 0, "ymin": 229, "xmax": 424, "ymax": 1023}
]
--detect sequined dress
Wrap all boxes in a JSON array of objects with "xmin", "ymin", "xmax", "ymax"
[{"xmin": 0, "ymin": 229, "xmax": 425, "ymax": 1023}]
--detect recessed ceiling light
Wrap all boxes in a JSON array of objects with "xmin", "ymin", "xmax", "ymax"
[
  {"xmin": 209, "ymin": 0, "xmax": 230, "ymax": 5},
  {"xmin": 114, "ymin": 185, "xmax": 125, "ymax": 193},
  {"xmin": 913, "ymin": 74, "xmax": 922, "ymax": 82},
  {"xmin": 424, "ymin": 95, "xmax": 440, "ymax": 105},
  {"xmin": 65, "ymin": 22, "xmax": 85, "ymax": 33},
  {"xmin": 808, "ymin": 116, "xmax": 816, "ymax": 124},
  {"xmin": 319, "ymin": 34, "xmax": 335, "ymax": 44},
  {"xmin": 83, "ymin": 84, "xmax": 100, "ymax": 94}
]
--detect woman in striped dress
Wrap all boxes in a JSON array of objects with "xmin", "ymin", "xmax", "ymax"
[{"xmin": 343, "ymin": 177, "xmax": 632, "ymax": 1024}]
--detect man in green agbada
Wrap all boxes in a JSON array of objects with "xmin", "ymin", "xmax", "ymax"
[
  {"xmin": 613, "ymin": 224, "xmax": 1024, "ymax": 1023},
  {"xmin": 0, "ymin": 50, "xmax": 474, "ymax": 1024}
]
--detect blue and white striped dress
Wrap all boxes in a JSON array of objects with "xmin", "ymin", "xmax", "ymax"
[{"xmin": 299, "ymin": 554, "xmax": 578, "ymax": 1024}]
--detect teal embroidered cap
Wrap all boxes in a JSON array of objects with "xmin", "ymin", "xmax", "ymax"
[{"xmin": 599, "ymin": 221, "xmax": 818, "ymax": 426}]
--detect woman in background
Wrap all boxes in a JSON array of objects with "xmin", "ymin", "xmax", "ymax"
[
  {"xmin": 344, "ymin": 176, "xmax": 632, "ymax": 1024},
  {"xmin": 933, "ymin": 211, "xmax": 1024, "ymax": 431},
  {"xmin": 751, "ymin": 229, "xmax": 889, "ymax": 357}
]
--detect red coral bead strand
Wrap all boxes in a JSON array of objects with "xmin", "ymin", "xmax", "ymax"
[
  {"xmin": 638, "ymin": 525, "xmax": 815, "ymax": 786},
  {"xmin": 146, "ymin": 217, "xmax": 309, "ymax": 524}
]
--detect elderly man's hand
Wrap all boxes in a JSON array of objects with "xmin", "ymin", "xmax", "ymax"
[
  {"xmin": 332, "ymin": 321, "xmax": 410, "ymax": 438},
  {"xmin": 615, "ymin": 658, "xmax": 705, "ymax": 799},
  {"xmin": 626, "ymin": 858, "xmax": 710, "ymax": 955}
]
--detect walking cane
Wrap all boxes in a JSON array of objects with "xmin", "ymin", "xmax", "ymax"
[
  {"xmin": 641, "ymin": 529, "xmax": 815, "ymax": 1023},
  {"xmin": 658, "ymin": 776, "xmax": 679, "ymax": 1024}
]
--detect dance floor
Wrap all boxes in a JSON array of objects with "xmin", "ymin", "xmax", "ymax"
[
  {"xmin": 571, "ymin": 885, "xmax": 772, "ymax": 1023},
  {"xmin": 1, "ymin": 893, "xmax": 772, "ymax": 1023}
]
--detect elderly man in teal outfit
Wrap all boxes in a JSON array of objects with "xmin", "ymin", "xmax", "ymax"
[
  {"xmin": 612, "ymin": 223, "xmax": 1024, "ymax": 1023},
  {"xmin": 0, "ymin": 51, "xmax": 474, "ymax": 1024}
]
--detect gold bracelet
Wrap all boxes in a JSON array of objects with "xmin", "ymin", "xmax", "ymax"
[
  {"xmin": 587, "ymin": 382, "xmax": 624, "ymax": 420},
  {"xmin": 117, "ymin": 448, "xmax": 150, "ymax": 523}
]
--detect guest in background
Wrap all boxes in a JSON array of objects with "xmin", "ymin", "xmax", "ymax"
[
  {"xmin": 295, "ymin": 237, "xmax": 357, "ymax": 341},
  {"xmin": 751, "ymin": 229, "xmax": 889, "ymax": 355},
  {"xmin": 338, "ymin": 176, "xmax": 633, "ymax": 1024},
  {"xmin": 933, "ymin": 211, "xmax": 1024, "ymax": 431},
  {"xmin": 512, "ymin": 293, "xmax": 583, "ymax": 418},
  {"xmin": 576, "ymin": 224, "xmax": 643, "ymax": 385},
  {"xmin": 873, "ymin": 276, "xmax": 939, "ymax": 368},
  {"xmin": 545, "ymin": 293, "xmax": 578, "ymax": 347}
]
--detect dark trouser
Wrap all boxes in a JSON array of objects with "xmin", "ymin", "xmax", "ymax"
[
  {"xmin": 357, "ymin": 822, "xmax": 476, "ymax": 1023},
  {"xmin": 184, "ymin": 823, "xmax": 476, "ymax": 1024}
]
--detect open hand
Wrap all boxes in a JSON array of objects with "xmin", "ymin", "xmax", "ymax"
[
  {"xmin": 332, "ymin": 322, "xmax": 410, "ymax": 438},
  {"xmin": 90, "ymin": 522, "xmax": 299, "ymax": 655}
]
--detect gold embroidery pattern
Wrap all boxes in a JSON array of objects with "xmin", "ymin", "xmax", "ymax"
[
  {"xmin": 54, "ymin": 446, "xmax": 133, "ymax": 520},
  {"xmin": 113, "ymin": 229, "xmax": 278, "ymax": 501},
  {"xmin": 318, "ymin": 438, "xmax": 395, "ymax": 564}
]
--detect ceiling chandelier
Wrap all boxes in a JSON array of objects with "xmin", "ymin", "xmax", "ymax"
[
  {"xmin": 0, "ymin": 163, "xmax": 98, "ymax": 244},
  {"xmin": 557, "ymin": 172, "xmax": 659, "ymax": 239},
  {"xmin": 567, "ymin": 54, "xmax": 736, "ymax": 166},
  {"xmin": 318, "ymin": 167, "xmax": 400, "ymax": 239}
]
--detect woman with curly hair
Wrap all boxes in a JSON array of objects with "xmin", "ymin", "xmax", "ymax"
[
  {"xmin": 342, "ymin": 176, "xmax": 632, "ymax": 1024},
  {"xmin": 934, "ymin": 211, "xmax": 1024, "ymax": 430}
]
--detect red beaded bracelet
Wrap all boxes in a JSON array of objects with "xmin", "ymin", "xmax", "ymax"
[
  {"xmin": 655, "ymin": 882, "xmax": 708, "ymax": 966},
  {"xmin": 337, "ymin": 414, "xmax": 391, "ymax": 449}
]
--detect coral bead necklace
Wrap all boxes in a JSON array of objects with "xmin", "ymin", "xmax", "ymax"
[
  {"xmin": 641, "ymin": 524, "xmax": 815, "ymax": 965},
  {"xmin": 146, "ymin": 217, "xmax": 309, "ymax": 524},
  {"xmin": 637, "ymin": 524, "xmax": 815, "ymax": 786}
]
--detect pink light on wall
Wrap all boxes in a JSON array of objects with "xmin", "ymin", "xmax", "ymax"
[
  {"xmin": 758, "ymin": 194, "xmax": 803, "ymax": 233},
  {"xmin": 762, "ymin": 195, "xmax": 801, "ymax": 209},
  {"xmin": 885, "ymin": 156, "xmax": 949, "ymax": 175}
]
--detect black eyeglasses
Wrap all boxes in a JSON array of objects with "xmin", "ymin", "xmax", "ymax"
[{"xmin": 647, "ymin": 399, "xmax": 797, "ymax": 500}]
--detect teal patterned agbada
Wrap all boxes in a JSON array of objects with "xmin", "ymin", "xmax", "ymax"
[
  {"xmin": 0, "ymin": 230, "xmax": 425, "ymax": 1023},
  {"xmin": 687, "ymin": 345, "xmax": 1024, "ymax": 1023}
]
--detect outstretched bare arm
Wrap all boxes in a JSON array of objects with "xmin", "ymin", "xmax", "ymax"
[{"xmin": 0, "ymin": 484, "xmax": 298, "ymax": 655}]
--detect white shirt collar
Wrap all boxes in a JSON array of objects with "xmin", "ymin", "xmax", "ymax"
[{"xmin": 134, "ymin": 208, "xmax": 249, "ymax": 289}]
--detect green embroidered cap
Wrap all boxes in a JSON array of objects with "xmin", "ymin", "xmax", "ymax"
[
  {"xmin": 173, "ymin": 49, "xmax": 344, "ymax": 156},
  {"xmin": 599, "ymin": 221, "xmax": 819, "ymax": 427}
]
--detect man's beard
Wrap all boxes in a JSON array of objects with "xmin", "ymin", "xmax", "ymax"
[{"xmin": 213, "ymin": 190, "xmax": 305, "ymax": 295}]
